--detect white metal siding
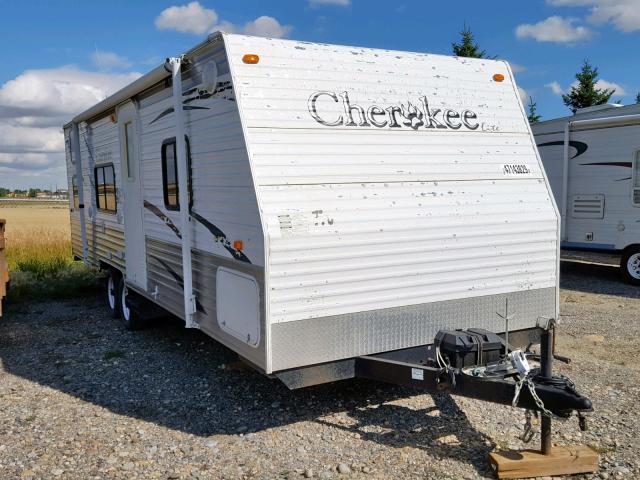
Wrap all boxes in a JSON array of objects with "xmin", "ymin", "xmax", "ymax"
[
  {"xmin": 138, "ymin": 42, "xmax": 264, "ymax": 265},
  {"xmin": 226, "ymin": 34, "xmax": 558, "ymax": 324},
  {"xmin": 78, "ymin": 115, "xmax": 126, "ymax": 267},
  {"xmin": 535, "ymin": 124, "xmax": 640, "ymax": 250},
  {"xmin": 262, "ymin": 180, "xmax": 556, "ymax": 322}
]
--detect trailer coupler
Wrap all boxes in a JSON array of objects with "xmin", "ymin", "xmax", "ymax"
[
  {"xmin": 354, "ymin": 323, "xmax": 598, "ymax": 478},
  {"xmin": 355, "ymin": 355, "xmax": 591, "ymax": 417}
]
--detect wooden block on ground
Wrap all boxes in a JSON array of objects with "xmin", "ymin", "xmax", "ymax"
[{"xmin": 489, "ymin": 445, "xmax": 599, "ymax": 479}]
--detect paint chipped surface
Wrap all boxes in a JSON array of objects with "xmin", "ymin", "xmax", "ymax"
[{"xmin": 224, "ymin": 34, "xmax": 556, "ymax": 324}]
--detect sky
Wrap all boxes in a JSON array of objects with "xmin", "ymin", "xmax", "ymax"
[{"xmin": 0, "ymin": 0, "xmax": 638, "ymax": 190}]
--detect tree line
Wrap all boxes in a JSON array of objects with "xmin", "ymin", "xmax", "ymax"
[
  {"xmin": 451, "ymin": 25, "xmax": 639, "ymax": 123},
  {"xmin": 0, "ymin": 188, "xmax": 67, "ymax": 198}
]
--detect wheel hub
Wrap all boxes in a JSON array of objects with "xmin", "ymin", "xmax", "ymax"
[
  {"xmin": 628, "ymin": 253, "xmax": 640, "ymax": 280},
  {"xmin": 107, "ymin": 276, "xmax": 116, "ymax": 310},
  {"xmin": 121, "ymin": 285, "xmax": 130, "ymax": 321}
]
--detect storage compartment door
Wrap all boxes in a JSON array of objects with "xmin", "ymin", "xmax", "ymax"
[{"xmin": 216, "ymin": 268, "xmax": 260, "ymax": 347}]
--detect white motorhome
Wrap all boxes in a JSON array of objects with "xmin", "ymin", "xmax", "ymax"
[
  {"xmin": 532, "ymin": 104, "xmax": 640, "ymax": 284},
  {"xmin": 64, "ymin": 33, "xmax": 560, "ymax": 381}
]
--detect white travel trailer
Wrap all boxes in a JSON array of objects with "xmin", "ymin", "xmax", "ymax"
[
  {"xmin": 64, "ymin": 32, "xmax": 561, "ymax": 381},
  {"xmin": 532, "ymin": 104, "xmax": 640, "ymax": 284}
]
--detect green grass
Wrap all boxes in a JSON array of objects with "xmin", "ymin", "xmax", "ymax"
[
  {"xmin": 7, "ymin": 265, "xmax": 103, "ymax": 303},
  {"xmin": 2, "ymin": 204, "xmax": 103, "ymax": 304},
  {"xmin": 14, "ymin": 254, "xmax": 73, "ymax": 279}
]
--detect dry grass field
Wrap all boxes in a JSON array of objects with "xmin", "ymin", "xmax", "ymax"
[
  {"xmin": 0, "ymin": 201, "xmax": 99, "ymax": 301},
  {"xmin": 0, "ymin": 201, "xmax": 71, "ymax": 273}
]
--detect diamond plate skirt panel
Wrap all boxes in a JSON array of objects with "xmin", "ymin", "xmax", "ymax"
[{"xmin": 270, "ymin": 287, "xmax": 556, "ymax": 372}]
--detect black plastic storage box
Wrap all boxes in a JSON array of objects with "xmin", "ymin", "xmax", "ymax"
[{"xmin": 434, "ymin": 328, "xmax": 503, "ymax": 368}]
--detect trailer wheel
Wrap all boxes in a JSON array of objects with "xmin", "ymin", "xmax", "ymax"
[
  {"xmin": 118, "ymin": 278, "xmax": 145, "ymax": 330},
  {"xmin": 621, "ymin": 247, "xmax": 640, "ymax": 285},
  {"xmin": 106, "ymin": 270, "xmax": 121, "ymax": 318}
]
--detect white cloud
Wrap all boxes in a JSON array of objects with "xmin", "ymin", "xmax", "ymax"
[
  {"xmin": 91, "ymin": 50, "xmax": 132, "ymax": 71},
  {"xmin": 210, "ymin": 20, "xmax": 238, "ymax": 34},
  {"xmin": 545, "ymin": 78, "xmax": 625, "ymax": 96},
  {"xmin": 547, "ymin": 0, "xmax": 640, "ymax": 32},
  {"xmin": 518, "ymin": 87, "xmax": 529, "ymax": 104},
  {"xmin": 0, "ymin": 67, "xmax": 141, "ymax": 122},
  {"xmin": 509, "ymin": 62, "xmax": 526, "ymax": 73},
  {"xmin": 0, "ymin": 124, "xmax": 62, "ymax": 154},
  {"xmin": 308, "ymin": 0, "xmax": 350, "ymax": 6},
  {"xmin": 577, "ymin": 79, "xmax": 625, "ymax": 95},
  {"xmin": 241, "ymin": 16, "xmax": 293, "ymax": 38},
  {"xmin": 0, "ymin": 153, "xmax": 61, "ymax": 171},
  {"xmin": 155, "ymin": 1, "xmax": 218, "ymax": 34},
  {"xmin": 515, "ymin": 16, "xmax": 593, "ymax": 43},
  {"xmin": 155, "ymin": 2, "xmax": 292, "ymax": 38},
  {"xmin": 0, "ymin": 66, "xmax": 141, "ymax": 184},
  {"xmin": 546, "ymin": 81, "xmax": 565, "ymax": 95}
]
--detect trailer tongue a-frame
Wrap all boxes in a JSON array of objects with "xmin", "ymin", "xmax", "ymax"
[{"xmin": 64, "ymin": 33, "xmax": 598, "ymax": 478}]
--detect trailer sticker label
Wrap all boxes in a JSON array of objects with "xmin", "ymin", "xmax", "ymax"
[
  {"xmin": 308, "ymin": 91, "xmax": 480, "ymax": 131},
  {"xmin": 502, "ymin": 164, "xmax": 531, "ymax": 175},
  {"xmin": 411, "ymin": 368, "xmax": 424, "ymax": 381}
]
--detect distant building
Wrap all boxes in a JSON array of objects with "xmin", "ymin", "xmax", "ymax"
[{"xmin": 53, "ymin": 190, "xmax": 69, "ymax": 200}]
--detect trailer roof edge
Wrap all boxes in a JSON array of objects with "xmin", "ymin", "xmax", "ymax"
[{"xmin": 64, "ymin": 32, "xmax": 225, "ymax": 128}]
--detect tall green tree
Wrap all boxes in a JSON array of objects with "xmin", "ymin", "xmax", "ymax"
[
  {"xmin": 636, "ymin": 92, "xmax": 640, "ymax": 104},
  {"xmin": 452, "ymin": 25, "xmax": 492, "ymax": 59},
  {"xmin": 527, "ymin": 97, "xmax": 541, "ymax": 123},
  {"xmin": 562, "ymin": 60, "xmax": 615, "ymax": 113}
]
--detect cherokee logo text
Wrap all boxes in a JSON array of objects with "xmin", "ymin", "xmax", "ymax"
[{"xmin": 308, "ymin": 91, "xmax": 480, "ymax": 131}]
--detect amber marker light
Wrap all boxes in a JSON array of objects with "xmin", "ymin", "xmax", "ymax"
[
  {"xmin": 493, "ymin": 73, "xmax": 505, "ymax": 82},
  {"xmin": 233, "ymin": 240, "xmax": 244, "ymax": 251},
  {"xmin": 242, "ymin": 54, "xmax": 260, "ymax": 64}
]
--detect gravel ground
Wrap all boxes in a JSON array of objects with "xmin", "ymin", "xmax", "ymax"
[{"xmin": 0, "ymin": 259, "xmax": 638, "ymax": 480}]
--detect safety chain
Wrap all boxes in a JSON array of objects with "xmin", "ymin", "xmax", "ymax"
[
  {"xmin": 512, "ymin": 372, "xmax": 573, "ymax": 421},
  {"xmin": 520, "ymin": 409, "xmax": 535, "ymax": 443}
]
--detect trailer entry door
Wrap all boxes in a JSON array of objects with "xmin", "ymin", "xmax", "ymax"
[{"xmin": 118, "ymin": 102, "xmax": 147, "ymax": 290}]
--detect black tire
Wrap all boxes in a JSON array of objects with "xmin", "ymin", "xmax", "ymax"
[
  {"xmin": 106, "ymin": 269, "xmax": 121, "ymax": 318},
  {"xmin": 621, "ymin": 247, "xmax": 640, "ymax": 286},
  {"xmin": 118, "ymin": 277, "xmax": 145, "ymax": 330}
]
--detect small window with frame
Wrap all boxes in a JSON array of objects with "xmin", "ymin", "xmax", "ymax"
[
  {"xmin": 94, "ymin": 164, "xmax": 117, "ymax": 213},
  {"xmin": 633, "ymin": 150, "xmax": 640, "ymax": 207},
  {"xmin": 161, "ymin": 136, "xmax": 192, "ymax": 210}
]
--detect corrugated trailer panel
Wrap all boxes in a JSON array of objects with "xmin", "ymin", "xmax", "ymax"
[
  {"xmin": 262, "ymin": 180, "xmax": 556, "ymax": 323},
  {"xmin": 534, "ymin": 116, "xmax": 640, "ymax": 251},
  {"xmin": 226, "ymin": 35, "xmax": 558, "ymax": 333},
  {"xmin": 247, "ymin": 130, "xmax": 543, "ymax": 184},
  {"xmin": 138, "ymin": 41, "xmax": 264, "ymax": 265}
]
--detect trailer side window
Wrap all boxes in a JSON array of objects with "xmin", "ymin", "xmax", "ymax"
[
  {"xmin": 94, "ymin": 164, "xmax": 117, "ymax": 213},
  {"xmin": 71, "ymin": 175, "xmax": 79, "ymax": 210},
  {"xmin": 634, "ymin": 150, "xmax": 640, "ymax": 206},
  {"xmin": 161, "ymin": 137, "xmax": 192, "ymax": 211}
]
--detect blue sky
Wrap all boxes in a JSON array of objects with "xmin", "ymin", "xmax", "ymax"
[{"xmin": 0, "ymin": 0, "xmax": 638, "ymax": 189}]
